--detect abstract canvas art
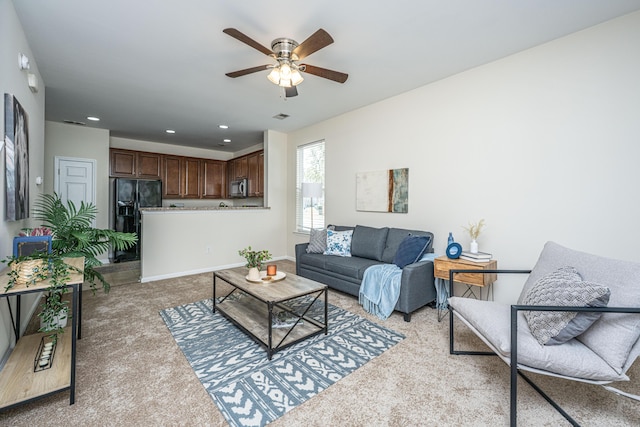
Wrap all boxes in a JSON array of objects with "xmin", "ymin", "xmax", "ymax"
[
  {"xmin": 356, "ymin": 168, "xmax": 408, "ymax": 213},
  {"xmin": 4, "ymin": 94, "xmax": 29, "ymax": 221}
]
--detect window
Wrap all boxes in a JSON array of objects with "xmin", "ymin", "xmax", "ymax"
[{"xmin": 296, "ymin": 140, "xmax": 325, "ymax": 232}]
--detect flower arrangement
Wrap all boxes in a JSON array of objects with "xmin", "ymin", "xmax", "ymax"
[
  {"xmin": 462, "ymin": 219, "xmax": 486, "ymax": 241},
  {"xmin": 19, "ymin": 227, "xmax": 52, "ymax": 237},
  {"xmin": 238, "ymin": 246, "xmax": 272, "ymax": 270}
]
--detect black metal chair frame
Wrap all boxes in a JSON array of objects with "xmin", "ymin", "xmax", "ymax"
[{"xmin": 448, "ymin": 268, "xmax": 640, "ymax": 427}]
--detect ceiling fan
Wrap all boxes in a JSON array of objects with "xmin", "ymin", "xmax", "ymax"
[{"xmin": 223, "ymin": 28, "xmax": 348, "ymax": 97}]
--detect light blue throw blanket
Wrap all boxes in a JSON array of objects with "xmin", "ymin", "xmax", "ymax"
[{"xmin": 359, "ymin": 264, "xmax": 403, "ymax": 320}]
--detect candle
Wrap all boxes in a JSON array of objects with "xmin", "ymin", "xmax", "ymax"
[{"xmin": 266, "ymin": 264, "xmax": 277, "ymax": 276}]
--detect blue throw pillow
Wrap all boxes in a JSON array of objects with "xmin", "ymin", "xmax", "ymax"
[
  {"xmin": 324, "ymin": 229, "xmax": 353, "ymax": 257},
  {"xmin": 393, "ymin": 235, "xmax": 431, "ymax": 268}
]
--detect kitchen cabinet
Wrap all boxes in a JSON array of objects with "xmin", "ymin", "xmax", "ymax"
[
  {"xmin": 247, "ymin": 151, "xmax": 264, "ymax": 197},
  {"xmin": 182, "ymin": 158, "xmax": 201, "ymax": 198},
  {"xmin": 162, "ymin": 155, "xmax": 182, "ymax": 198},
  {"xmin": 162, "ymin": 156, "xmax": 200, "ymax": 198},
  {"xmin": 110, "ymin": 149, "xmax": 161, "ymax": 179},
  {"xmin": 201, "ymin": 160, "xmax": 227, "ymax": 199},
  {"xmin": 258, "ymin": 151, "xmax": 264, "ymax": 196}
]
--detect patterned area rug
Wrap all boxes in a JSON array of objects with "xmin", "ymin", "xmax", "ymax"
[{"xmin": 160, "ymin": 298, "xmax": 404, "ymax": 427}]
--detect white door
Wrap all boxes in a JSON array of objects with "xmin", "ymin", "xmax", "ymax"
[{"xmin": 55, "ymin": 157, "xmax": 97, "ymax": 224}]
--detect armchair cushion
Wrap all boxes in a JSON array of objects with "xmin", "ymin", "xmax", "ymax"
[
  {"xmin": 449, "ymin": 297, "xmax": 627, "ymax": 382},
  {"xmin": 519, "ymin": 242, "xmax": 640, "ymax": 374},
  {"xmin": 521, "ymin": 266, "xmax": 610, "ymax": 346}
]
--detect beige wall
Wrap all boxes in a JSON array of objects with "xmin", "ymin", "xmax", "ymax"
[
  {"xmin": 287, "ymin": 11, "xmax": 640, "ymax": 303},
  {"xmin": 44, "ymin": 121, "xmax": 110, "ymax": 229},
  {"xmin": 0, "ymin": 0, "xmax": 47, "ymax": 359},
  {"xmin": 140, "ymin": 130, "xmax": 288, "ymax": 281}
]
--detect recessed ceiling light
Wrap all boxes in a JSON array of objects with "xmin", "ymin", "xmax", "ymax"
[
  {"xmin": 87, "ymin": 116, "xmax": 100, "ymax": 121},
  {"xmin": 223, "ymin": 139, "xmax": 231, "ymax": 143},
  {"xmin": 218, "ymin": 124, "xmax": 229, "ymax": 129},
  {"xmin": 166, "ymin": 129, "xmax": 176, "ymax": 134},
  {"xmin": 273, "ymin": 113, "xmax": 289, "ymax": 120}
]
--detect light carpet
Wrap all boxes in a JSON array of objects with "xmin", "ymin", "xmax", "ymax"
[{"xmin": 160, "ymin": 297, "xmax": 404, "ymax": 427}]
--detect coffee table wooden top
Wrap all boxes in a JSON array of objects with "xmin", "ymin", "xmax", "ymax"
[{"xmin": 214, "ymin": 267, "xmax": 327, "ymax": 303}]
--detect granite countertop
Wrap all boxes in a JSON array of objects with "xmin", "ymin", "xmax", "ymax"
[{"xmin": 140, "ymin": 206, "xmax": 268, "ymax": 212}]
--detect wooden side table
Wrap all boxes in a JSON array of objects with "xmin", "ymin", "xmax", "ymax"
[{"xmin": 433, "ymin": 256, "xmax": 498, "ymax": 321}]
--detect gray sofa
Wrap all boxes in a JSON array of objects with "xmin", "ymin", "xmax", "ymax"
[{"xmin": 295, "ymin": 225, "xmax": 436, "ymax": 321}]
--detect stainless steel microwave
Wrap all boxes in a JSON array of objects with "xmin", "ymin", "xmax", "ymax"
[{"xmin": 229, "ymin": 178, "xmax": 248, "ymax": 198}]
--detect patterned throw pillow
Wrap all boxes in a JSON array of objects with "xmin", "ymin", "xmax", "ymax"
[
  {"xmin": 324, "ymin": 229, "xmax": 353, "ymax": 257},
  {"xmin": 393, "ymin": 235, "xmax": 431, "ymax": 269},
  {"xmin": 522, "ymin": 266, "xmax": 610, "ymax": 346},
  {"xmin": 306, "ymin": 226, "xmax": 334, "ymax": 254}
]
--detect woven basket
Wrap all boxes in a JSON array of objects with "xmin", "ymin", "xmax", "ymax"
[{"xmin": 12, "ymin": 259, "xmax": 47, "ymax": 286}]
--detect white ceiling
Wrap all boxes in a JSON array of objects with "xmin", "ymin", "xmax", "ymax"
[{"xmin": 13, "ymin": 0, "xmax": 640, "ymax": 153}]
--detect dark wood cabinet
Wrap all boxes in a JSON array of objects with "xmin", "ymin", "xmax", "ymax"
[
  {"xmin": 246, "ymin": 151, "xmax": 264, "ymax": 197},
  {"xmin": 110, "ymin": 149, "xmax": 161, "ymax": 179},
  {"xmin": 202, "ymin": 160, "xmax": 227, "ymax": 199},
  {"xmin": 110, "ymin": 148, "xmax": 263, "ymax": 200},
  {"xmin": 137, "ymin": 152, "xmax": 162, "ymax": 178},
  {"xmin": 182, "ymin": 158, "xmax": 201, "ymax": 198},
  {"xmin": 110, "ymin": 149, "xmax": 136, "ymax": 177},
  {"xmin": 162, "ymin": 155, "xmax": 182, "ymax": 198},
  {"xmin": 258, "ymin": 151, "xmax": 264, "ymax": 196}
]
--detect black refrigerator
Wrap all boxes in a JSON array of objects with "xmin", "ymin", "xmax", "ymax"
[{"xmin": 113, "ymin": 179, "xmax": 162, "ymax": 262}]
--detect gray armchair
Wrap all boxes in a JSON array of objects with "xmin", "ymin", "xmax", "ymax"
[{"xmin": 449, "ymin": 241, "xmax": 640, "ymax": 426}]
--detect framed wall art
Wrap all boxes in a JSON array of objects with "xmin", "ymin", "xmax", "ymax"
[
  {"xmin": 356, "ymin": 168, "xmax": 408, "ymax": 213},
  {"xmin": 4, "ymin": 93, "xmax": 30, "ymax": 221}
]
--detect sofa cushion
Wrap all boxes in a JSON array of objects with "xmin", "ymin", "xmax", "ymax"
[
  {"xmin": 324, "ymin": 229, "xmax": 353, "ymax": 257},
  {"xmin": 324, "ymin": 256, "xmax": 382, "ymax": 280},
  {"xmin": 521, "ymin": 266, "xmax": 610, "ymax": 346},
  {"xmin": 382, "ymin": 228, "xmax": 434, "ymax": 263},
  {"xmin": 350, "ymin": 226, "xmax": 389, "ymax": 261},
  {"xmin": 306, "ymin": 226, "xmax": 335, "ymax": 254},
  {"xmin": 298, "ymin": 252, "xmax": 328, "ymax": 270},
  {"xmin": 449, "ymin": 297, "xmax": 627, "ymax": 382},
  {"xmin": 518, "ymin": 241, "xmax": 640, "ymax": 374},
  {"xmin": 393, "ymin": 235, "xmax": 431, "ymax": 269}
]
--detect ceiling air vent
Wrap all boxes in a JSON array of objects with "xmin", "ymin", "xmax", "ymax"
[
  {"xmin": 273, "ymin": 113, "xmax": 289, "ymax": 120},
  {"xmin": 63, "ymin": 120, "xmax": 86, "ymax": 126}
]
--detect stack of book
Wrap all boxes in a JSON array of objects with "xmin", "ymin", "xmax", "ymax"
[{"xmin": 460, "ymin": 251, "xmax": 492, "ymax": 263}]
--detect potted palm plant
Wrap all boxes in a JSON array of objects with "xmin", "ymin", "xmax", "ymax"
[{"xmin": 3, "ymin": 193, "xmax": 137, "ymax": 340}]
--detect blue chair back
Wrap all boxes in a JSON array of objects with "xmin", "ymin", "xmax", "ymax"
[{"xmin": 13, "ymin": 235, "xmax": 53, "ymax": 257}]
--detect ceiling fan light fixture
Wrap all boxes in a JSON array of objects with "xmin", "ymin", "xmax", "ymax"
[
  {"xmin": 278, "ymin": 77, "xmax": 292, "ymax": 88},
  {"xmin": 267, "ymin": 67, "xmax": 280, "ymax": 85},
  {"xmin": 290, "ymin": 69, "xmax": 304, "ymax": 86}
]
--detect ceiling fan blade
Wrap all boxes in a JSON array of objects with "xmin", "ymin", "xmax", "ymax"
[
  {"xmin": 225, "ymin": 65, "xmax": 270, "ymax": 78},
  {"xmin": 292, "ymin": 29, "xmax": 334, "ymax": 60},
  {"xmin": 300, "ymin": 64, "xmax": 348, "ymax": 83},
  {"xmin": 223, "ymin": 28, "xmax": 273, "ymax": 56},
  {"xmin": 285, "ymin": 86, "xmax": 298, "ymax": 98}
]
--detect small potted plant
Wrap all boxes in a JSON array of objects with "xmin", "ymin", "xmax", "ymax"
[
  {"xmin": 238, "ymin": 246, "xmax": 272, "ymax": 281},
  {"xmin": 462, "ymin": 219, "xmax": 485, "ymax": 254},
  {"xmin": 3, "ymin": 252, "xmax": 79, "ymax": 342}
]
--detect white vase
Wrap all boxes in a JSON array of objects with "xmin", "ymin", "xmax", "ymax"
[
  {"xmin": 248, "ymin": 267, "xmax": 261, "ymax": 281},
  {"xmin": 470, "ymin": 240, "xmax": 479, "ymax": 254}
]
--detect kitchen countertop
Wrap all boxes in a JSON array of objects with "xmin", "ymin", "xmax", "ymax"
[{"xmin": 140, "ymin": 206, "xmax": 269, "ymax": 213}]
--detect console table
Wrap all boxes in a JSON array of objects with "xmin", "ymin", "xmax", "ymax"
[{"xmin": 0, "ymin": 257, "xmax": 84, "ymax": 411}]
